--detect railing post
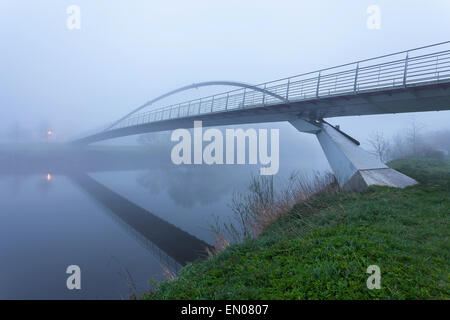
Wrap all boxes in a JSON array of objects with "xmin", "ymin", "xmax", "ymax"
[
  {"xmin": 211, "ymin": 95, "xmax": 215, "ymax": 113},
  {"xmin": 435, "ymin": 55, "xmax": 439, "ymax": 80},
  {"xmin": 286, "ymin": 79, "xmax": 290, "ymax": 100},
  {"xmin": 262, "ymin": 83, "xmax": 266, "ymax": 106},
  {"xmin": 377, "ymin": 65, "xmax": 381, "ymax": 87},
  {"xmin": 177, "ymin": 104, "xmax": 181, "ymax": 118},
  {"xmin": 353, "ymin": 62, "xmax": 360, "ymax": 93},
  {"xmin": 403, "ymin": 51, "xmax": 409, "ymax": 87},
  {"xmin": 300, "ymin": 81, "xmax": 304, "ymax": 98},
  {"xmin": 198, "ymin": 98, "xmax": 202, "ymax": 114},
  {"xmin": 242, "ymin": 88, "xmax": 246, "ymax": 108},
  {"xmin": 225, "ymin": 92, "xmax": 229, "ymax": 110},
  {"xmin": 316, "ymin": 72, "xmax": 321, "ymax": 98}
]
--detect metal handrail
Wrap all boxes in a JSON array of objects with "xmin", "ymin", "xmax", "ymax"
[{"xmin": 108, "ymin": 41, "xmax": 450, "ymax": 130}]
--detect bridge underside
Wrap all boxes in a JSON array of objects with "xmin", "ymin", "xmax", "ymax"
[
  {"xmin": 74, "ymin": 81, "xmax": 449, "ymax": 191},
  {"xmin": 76, "ymin": 81, "xmax": 450, "ymax": 145}
]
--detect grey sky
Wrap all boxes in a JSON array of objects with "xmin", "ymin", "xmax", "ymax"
[{"xmin": 1, "ymin": 0, "xmax": 449, "ymax": 141}]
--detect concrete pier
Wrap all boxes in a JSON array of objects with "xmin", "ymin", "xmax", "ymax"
[{"xmin": 290, "ymin": 119, "xmax": 418, "ymax": 191}]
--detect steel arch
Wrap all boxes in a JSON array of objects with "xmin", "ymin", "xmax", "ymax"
[{"xmin": 105, "ymin": 81, "xmax": 289, "ymax": 131}]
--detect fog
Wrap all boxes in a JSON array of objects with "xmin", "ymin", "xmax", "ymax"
[{"xmin": 1, "ymin": 0, "xmax": 449, "ymax": 143}]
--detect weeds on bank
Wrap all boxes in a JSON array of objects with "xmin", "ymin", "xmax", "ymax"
[
  {"xmin": 144, "ymin": 157, "xmax": 450, "ymax": 300},
  {"xmin": 210, "ymin": 171, "xmax": 339, "ymax": 252}
]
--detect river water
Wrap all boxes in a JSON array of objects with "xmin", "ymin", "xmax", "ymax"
[{"xmin": 0, "ymin": 142, "xmax": 328, "ymax": 299}]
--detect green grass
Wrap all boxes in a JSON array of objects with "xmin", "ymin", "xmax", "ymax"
[{"xmin": 144, "ymin": 157, "xmax": 450, "ymax": 300}]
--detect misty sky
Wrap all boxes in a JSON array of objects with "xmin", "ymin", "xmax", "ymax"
[{"xmin": 1, "ymin": 0, "xmax": 449, "ymax": 142}]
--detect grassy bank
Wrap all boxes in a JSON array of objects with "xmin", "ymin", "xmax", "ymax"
[{"xmin": 144, "ymin": 158, "xmax": 450, "ymax": 300}]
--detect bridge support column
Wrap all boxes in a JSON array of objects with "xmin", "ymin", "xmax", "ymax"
[{"xmin": 289, "ymin": 119, "xmax": 418, "ymax": 191}]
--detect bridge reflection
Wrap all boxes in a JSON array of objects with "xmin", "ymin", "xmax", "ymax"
[{"xmin": 69, "ymin": 172, "xmax": 212, "ymax": 272}]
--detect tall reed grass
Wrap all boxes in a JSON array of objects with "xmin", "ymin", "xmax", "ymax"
[{"xmin": 210, "ymin": 171, "xmax": 339, "ymax": 253}]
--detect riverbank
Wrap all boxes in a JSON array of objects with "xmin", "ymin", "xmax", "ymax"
[{"xmin": 144, "ymin": 157, "xmax": 449, "ymax": 299}]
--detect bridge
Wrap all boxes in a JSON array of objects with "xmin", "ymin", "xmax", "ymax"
[
  {"xmin": 69, "ymin": 172, "xmax": 211, "ymax": 269},
  {"xmin": 73, "ymin": 41, "xmax": 450, "ymax": 191}
]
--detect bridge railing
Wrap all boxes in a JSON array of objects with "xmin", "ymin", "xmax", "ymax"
[{"xmin": 111, "ymin": 41, "xmax": 450, "ymax": 130}]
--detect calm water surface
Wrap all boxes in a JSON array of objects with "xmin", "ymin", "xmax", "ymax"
[
  {"xmin": 0, "ymin": 164, "xmax": 261, "ymax": 299},
  {"xmin": 0, "ymin": 145, "xmax": 328, "ymax": 299}
]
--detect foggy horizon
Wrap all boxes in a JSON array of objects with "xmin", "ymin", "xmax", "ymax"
[{"xmin": 2, "ymin": 1, "xmax": 450, "ymax": 143}]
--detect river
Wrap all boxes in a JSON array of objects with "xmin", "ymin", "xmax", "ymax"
[{"xmin": 0, "ymin": 143, "xmax": 328, "ymax": 299}]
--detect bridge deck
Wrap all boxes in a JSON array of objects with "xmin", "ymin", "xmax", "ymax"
[{"xmin": 74, "ymin": 42, "xmax": 450, "ymax": 144}]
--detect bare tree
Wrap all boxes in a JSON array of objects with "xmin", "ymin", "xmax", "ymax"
[
  {"xmin": 7, "ymin": 122, "xmax": 29, "ymax": 143},
  {"xmin": 367, "ymin": 131, "xmax": 390, "ymax": 163},
  {"xmin": 8, "ymin": 122, "xmax": 21, "ymax": 142},
  {"xmin": 385, "ymin": 124, "xmax": 448, "ymax": 161},
  {"xmin": 36, "ymin": 120, "xmax": 52, "ymax": 142},
  {"xmin": 388, "ymin": 133, "xmax": 409, "ymax": 160},
  {"xmin": 405, "ymin": 119, "xmax": 426, "ymax": 156},
  {"xmin": 426, "ymin": 130, "xmax": 450, "ymax": 155}
]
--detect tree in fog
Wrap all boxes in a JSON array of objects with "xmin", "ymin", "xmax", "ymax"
[
  {"xmin": 367, "ymin": 131, "xmax": 390, "ymax": 163},
  {"xmin": 7, "ymin": 122, "xmax": 29, "ymax": 142},
  {"xmin": 388, "ymin": 133, "xmax": 410, "ymax": 160},
  {"xmin": 385, "ymin": 122, "xmax": 448, "ymax": 161},
  {"xmin": 405, "ymin": 119, "xmax": 426, "ymax": 156},
  {"xmin": 137, "ymin": 132, "xmax": 170, "ymax": 146},
  {"xmin": 36, "ymin": 120, "xmax": 53, "ymax": 142},
  {"xmin": 427, "ymin": 130, "xmax": 450, "ymax": 155}
]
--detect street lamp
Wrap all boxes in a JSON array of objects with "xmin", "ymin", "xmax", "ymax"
[{"xmin": 47, "ymin": 130, "xmax": 53, "ymax": 143}]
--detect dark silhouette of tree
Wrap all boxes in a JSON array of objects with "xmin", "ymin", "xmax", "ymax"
[
  {"xmin": 367, "ymin": 131, "xmax": 391, "ymax": 163},
  {"xmin": 7, "ymin": 122, "xmax": 29, "ymax": 142},
  {"xmin": 36, "ymin": 121, "xmax": 53, "ymax": 142},
  {"xmin": 405, "ymin": 119, "xmax": 426, "ymax": 156}
]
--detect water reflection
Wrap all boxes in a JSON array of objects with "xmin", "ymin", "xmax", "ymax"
[
  {"xmin": 0, "ymin": 146, "xmax": 217, "ymax": 283},
  {"xmin": 69, "ymin": 172, "xmax": 211, "ymax": 271},
  {"xmin": 137, "ymin": 164, "xmax": 258, "ymax": 208},
  {"xmin": 0, "ymin": 145, "xmax": 302, "ymax": 298},
  {"xmin": 36, "ymin": 173, "xmax": 54, "ymax": 194}
]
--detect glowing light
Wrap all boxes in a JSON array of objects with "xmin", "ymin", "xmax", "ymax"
[
  {"xmin": 47, "ymin": 130, "xmax": 53, "ymax": 135},
  {"xmin": 46, "ymin": 173, "xmax": 52, "ymax": 181}
]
